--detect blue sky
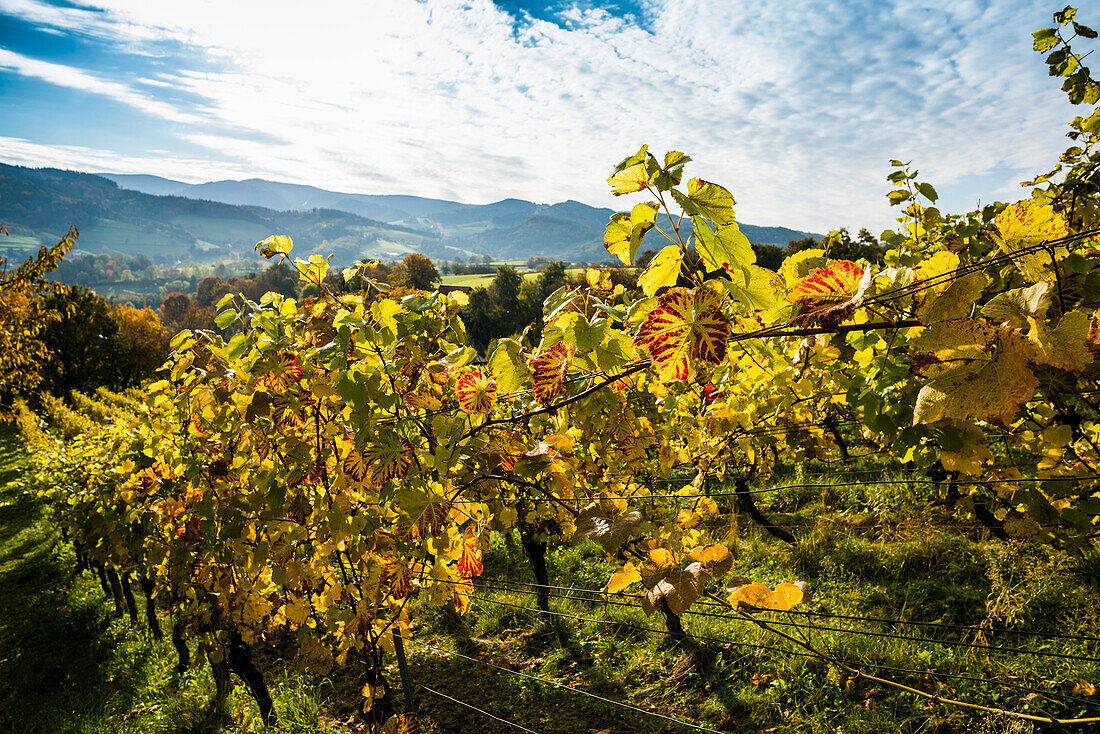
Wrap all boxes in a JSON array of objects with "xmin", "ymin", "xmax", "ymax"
[{"xmin": 0, "ymin": 0, "xmax": 1094, "ymax": 232}]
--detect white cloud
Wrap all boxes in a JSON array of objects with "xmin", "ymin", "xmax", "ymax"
[
  {"xmin": 0, "ymin": 0, "xmax": 1090, "ymax": 232},
  {"xmin": 0, "ymin": 48, "xmax": 204, "ymax": 124}
]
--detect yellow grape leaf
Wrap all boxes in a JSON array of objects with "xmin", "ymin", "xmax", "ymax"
[
  {"xmin": 1073, "ymin": 679, "xmax": 1097, "ymax": 697},
  {"xmin": 456, "ymin": 370, "xmax": 496, "ymax": 415},
  {"xmin": 728, "ymin": 581, "xmax": 804, "ymax": 611},
  {"xmin": 694, "ymin": 217, "xmax": 754, "ymax": 275},
  {"xmin": 918, "ymin": 271, "xmax": 987, "ymax": 324},
  {"xmin": 608, "ymin": 162, "xmax": 653, "ymax": 196},
  {"xmin": 637, "ymin": 244, "xmax": 683, "ymax": 297},
  {"xmin": 688, "ymin": 544, "xmax": 733, "ymax": 578},
  {"xmin": 607, "ymin": 562, "xmax": 642, "ymax": 594},
  {"xmin": 913, "ymin": 250, "xmax": 960, "ymax": 299},
  {"xmin": 604, "ymin": 202, "xmax": 659, "ymax": 265},
  {"xmin": 634, "ymin": 286, "xmax": 730, "ymax": 382},
  {"xmin": 787, "ymin": 260, "xmax": 865, "ymax": 307},
  {"xmin": 993, "ymin": 200, "xmax": 1070, "ymax": 281},
  {"xmin": 981, "ymin": 282, "xmax": 1051, "ymax": 330},
  {"xmin": 529, "ymin": 342, "xmax": 573, "ymax": 406},
  {"xmin": 1030, "ymin": 311, "xmax": 1094, "ymax": 371},
  {"xmin": 912, "ymin": 326, "xmax": 1037, "ymax": 425},
  {"xmin": 456, "ymin": 532, "xmax": 483, "ymax": 577},
  {"xmin": 360, "ymin": 432, "xmax": 415, "ymax": 487},
  {"xmin": 381, "ymin": 713, "xmax": 420, "ymax": 734}
]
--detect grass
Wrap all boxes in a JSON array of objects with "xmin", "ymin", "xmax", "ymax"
[{"xmin": 2, "ymin": 431, "xmax": 1098, "ymax": 732}]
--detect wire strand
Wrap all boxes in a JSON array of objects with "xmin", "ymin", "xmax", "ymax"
[{"xmin": 420, "ymin": 684, "xmax": 543, "ymax": 734}]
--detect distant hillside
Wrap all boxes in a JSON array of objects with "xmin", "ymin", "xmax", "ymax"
[
  {"xmin": 3, "ymin": 165, "xmax": 823, "ymax": 266},
  {"xmin": 100, "ymin": 173, "xmax": 472, "ymax": 223}
]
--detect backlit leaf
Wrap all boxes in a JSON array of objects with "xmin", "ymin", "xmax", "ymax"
[
  {"xmin": 727, "ymin": 581, "xmax": 804, "ymax": 611},
  {"xmin": 360, "ymin": 432, "xmax": 415, "ymax": 487},
  {"xmin": 529, "ymin": 342, "xmax": 573, "ymax": 405},
  {"xmin": 672, "ymin": 178, "xmax": 736, "ymax": 226},
  {"xmin": 607, "ymin": 562, "xmax": 642, "ymax": 594},
  {"xmin": 634, "ymin": 286, "xmax": 731, "ymax": 381},
  {"xmin": 608, "ymin": 163, "xmax": 653, "ymax": 196},
  {"xmin": 604, "ymin": 201, "xmax": 660, "ymax": 265},
  {"xmin": 787, "ymin": 260, "xmax": 865, "ymax": 308},
  {"xmin": 993, "ymin": 200, "xmax": 1070, "ymax": 281},
  {"xmin": 694, "ymin": 217, "xmax": 755, "ymax": 275},
  {"xmin": 637, "ymin": 244, "xmax": 683, "ymax": 297},
  {"xmin": 456, "ymin": 533, "xmax": 483, "ymax": 577},
  {"xmin": 456, "ymin": 370, "xmax": 496, "ymax": 415}
]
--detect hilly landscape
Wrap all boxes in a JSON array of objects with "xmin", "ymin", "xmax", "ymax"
[{"xmin": 0, "ymin": 164, "xmax": 821, "ymax": 268}]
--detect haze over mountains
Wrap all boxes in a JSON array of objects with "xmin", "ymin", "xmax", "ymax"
[{"xmin": 0, "ymin": 164, "xmax": 821, "ymax": 267}]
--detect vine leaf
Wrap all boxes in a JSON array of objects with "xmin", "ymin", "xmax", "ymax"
[
  {"xmin": 917, "ymin": 271, "xmax": 987, "ymax": 324},
  {"xmin": 456, "ymin": 370, "xmax": 497, "ymax": 415},
  {"xmin": 634, "ymin": 286, "xmax": 730, "ymax": 381},
  {"xmin": 529, "ymin": 342, "xmax": 574, "ymax": 405},
  {"xmin": 358, "ymin": 432, "xmax": 415, "ymax": 487},
  {"xmin": 637, "ymin": 244, "xmax": 683, "ymax": 297},
  {"xmin": 653, "ymin": 150, "xmax": 690, "ymax": 190},
  {"xmin": 787, "ymin": 259, "xmax": 871, "ymax": 325},
  {"xmin": 693, "ymin": 217, "xmax": 755, "ymax": 275},
  {"xmin": 911, "ymin": 322, "xmax": 1037, "ymax": 425},
  {"xmin": 607, "ymin": 561, "xmax": 642, "ymax": 594},
  {"xmin": 456, "ymin": 532, "xmax": 483, "ymax": 577},
  {"xmin": 993, "ymin": 200, "xmax": 1070, "ymax": 281},
  {"xmin": 787, "ymin": 260, "xmax": 866, "ymax": 309},
  {"xmin": 608, "ymin": 145, "xmax": 657, "ymax": 195},
  {"xmin": 671, "ymin": 178, "xmax": 737, "ymax": 226},
  {"xmin": 572, "ymin": 502, "xmax": 641, "ymax": 552},
  {"xmin": 1031, "ymin": 311, "xmax": 1094, "ymax": 371},
  {"xmin": 604, "ymin": 202, "xmax": 659, "ymax": 265},
  {"xmin": 727, "ymin": 581, "xmax": 804, "ymax": 611},
  {"xmin": 980, "ymin": 282, "xmax": 1052, "ymax": 329}
]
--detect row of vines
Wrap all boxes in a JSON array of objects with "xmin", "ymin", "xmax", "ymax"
[{"xmin": 7, "ymin": 7, "xmax": 1100, "ymax": 731}]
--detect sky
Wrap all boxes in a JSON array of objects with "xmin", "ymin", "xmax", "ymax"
[{"xmin": 0, "ymin": 0, "xmax": 1094, "ymax": 233}]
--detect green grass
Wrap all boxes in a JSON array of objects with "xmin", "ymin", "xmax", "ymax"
[{"xmin": 3, "ymin": 433, "xmax": 1098, "ymax": 732}]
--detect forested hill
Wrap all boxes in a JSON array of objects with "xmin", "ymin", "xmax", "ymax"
[{"xmin": 0, "ymin": 164, "xmax": 821, "ymax": 265}]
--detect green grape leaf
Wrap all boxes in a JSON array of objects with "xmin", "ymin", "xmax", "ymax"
[
  {"xmin": 634, "ymin": 286, "xmax": 730, "ymax": 381},
  {"xmin": 671, "ymin": 178, "xmax": 736, "ymax": 226},
  {"xmin": 637, "ymin": 244, "xmax": 683, "ymax": 297},
  {"xmin": 693, "ymin": 217, "xmax": 755, "ymax": 275},
  {"xmin": 721, "ymin": 264, "xmax": 787, "ymax": 315},
  {"xmin": 489, "ymin": 338, "xmax": 530, "ymax": 393},
  {"xmin": 653, "ymin": 151, "xmax": 691, "ymax": 191}
]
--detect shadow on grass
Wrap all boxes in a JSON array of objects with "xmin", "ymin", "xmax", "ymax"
[{"xmin": 0, "ymin": 428, "xmax": 188, "ymax": 734}]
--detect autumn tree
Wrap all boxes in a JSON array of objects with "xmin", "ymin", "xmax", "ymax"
[{"xmin": 389, "ymin": 253, "xmax": 440, "ymax": 291}]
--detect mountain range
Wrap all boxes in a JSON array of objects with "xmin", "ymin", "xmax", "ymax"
[{"xmin": 0, "ymin": 164, "xmax": 821, "ymax": 266}]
